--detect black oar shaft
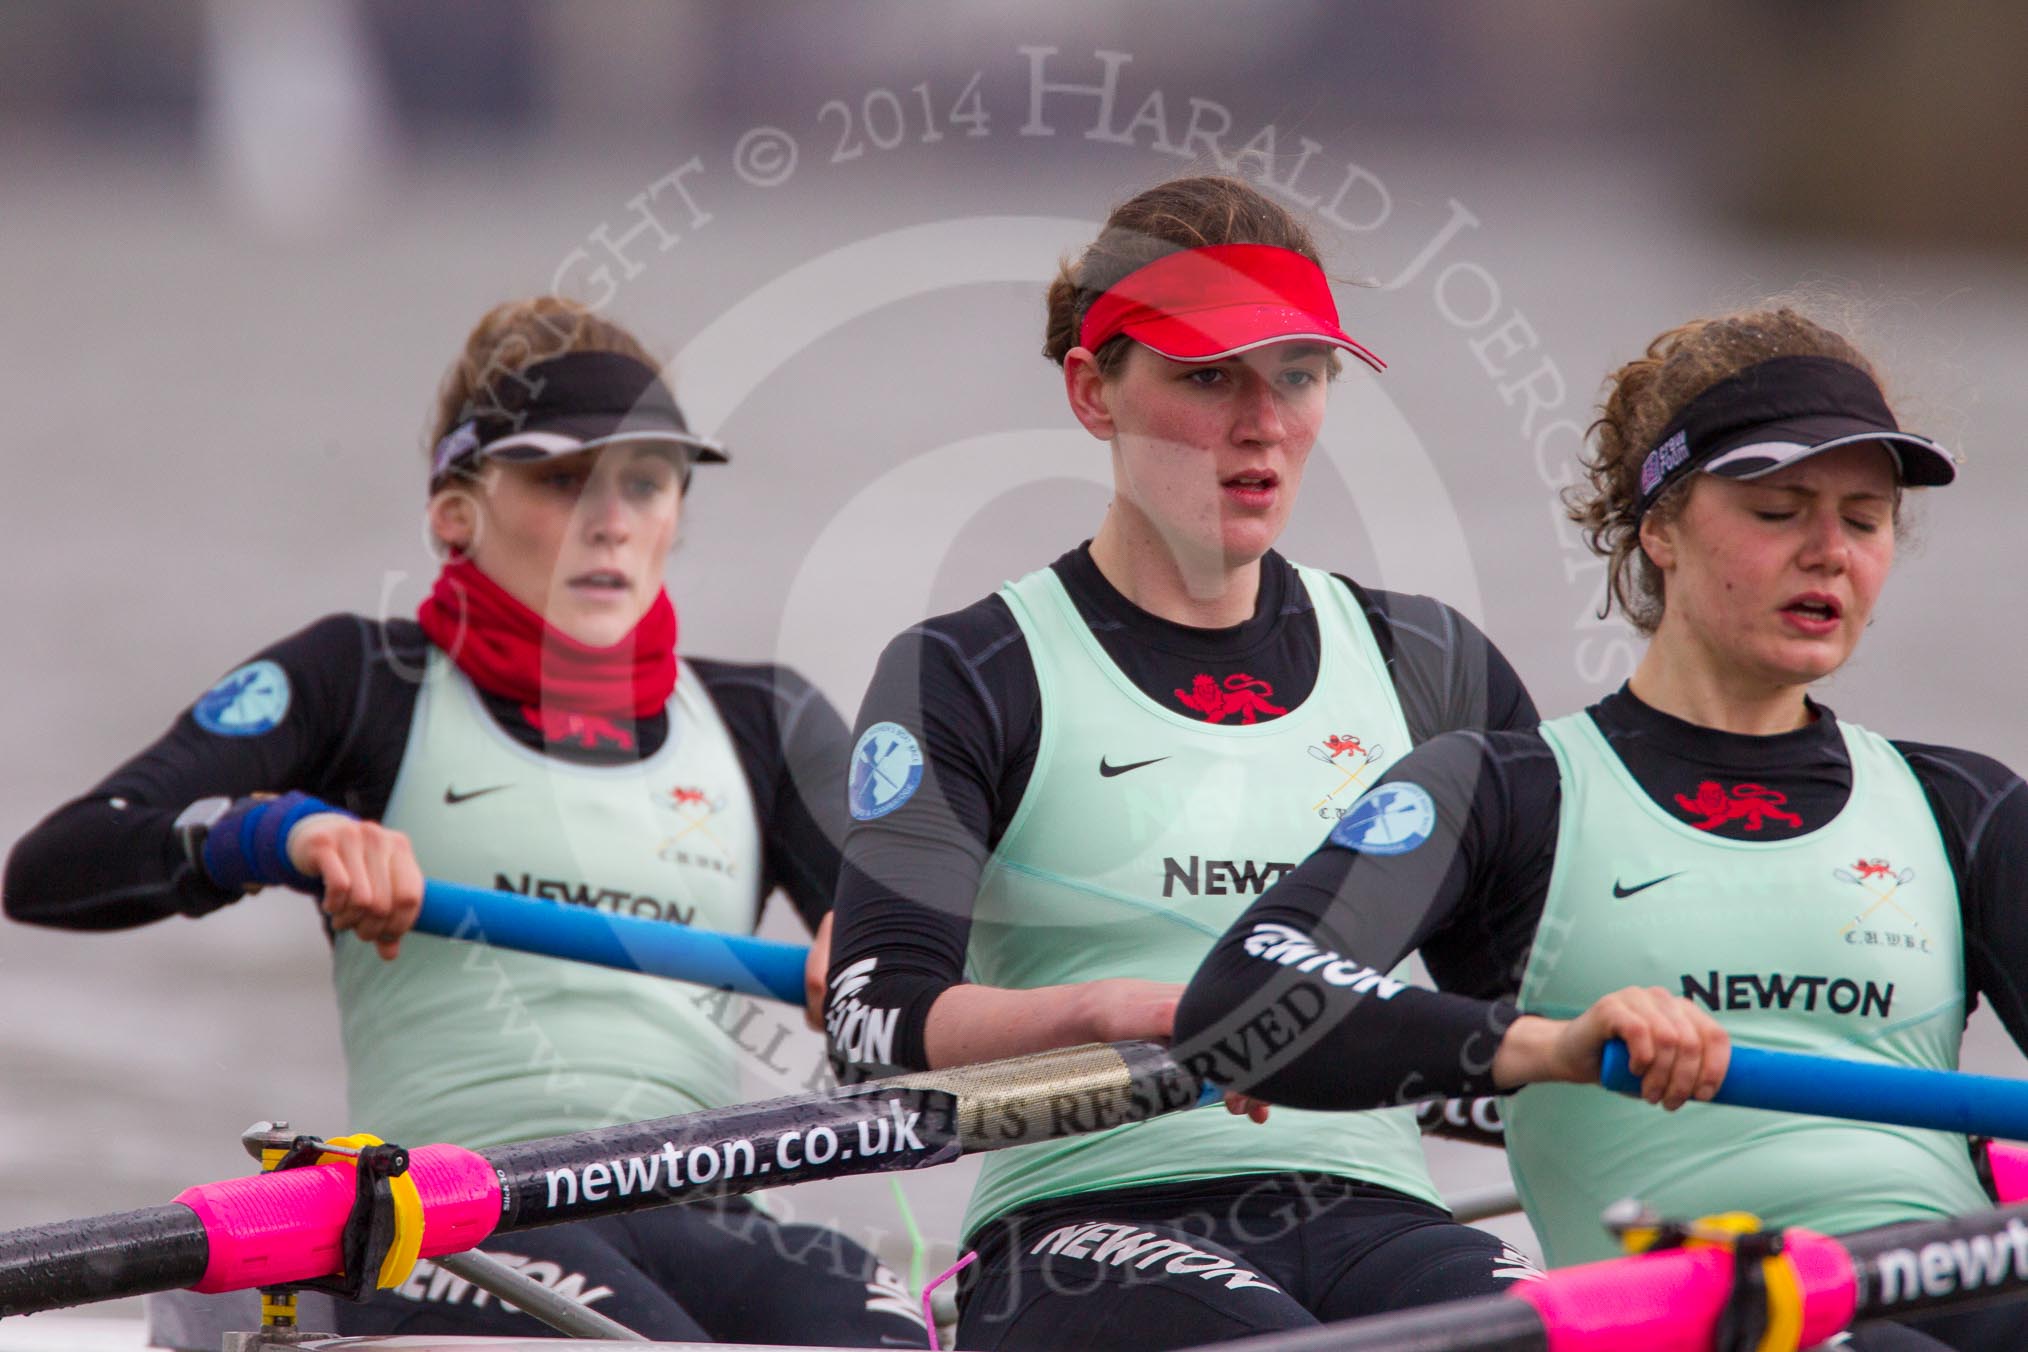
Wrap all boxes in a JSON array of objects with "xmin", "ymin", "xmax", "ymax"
[
  {"xmin": 487, "ymin": 1040, "xmax": 1204, "ymax": 1231},
  {"xmin": 1848, "ymin": 1200, "xmax": 2028, "ymax": 1321},
  {"xmin": 488, "ymin": 1084, "xmax": 961, "ymax": 1231},
  {"xmin": 0, "ymin": 1204, "xmax": 208, "ymax": 1316}
]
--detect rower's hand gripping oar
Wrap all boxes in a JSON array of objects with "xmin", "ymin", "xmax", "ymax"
[
  {"xmin": 1601, "ymin": 1038, "xmax": 2028, "ymax": 1141},
  {"xmin": 412, "ymin": 878, "xmax": 806, "ymax": 1004}
]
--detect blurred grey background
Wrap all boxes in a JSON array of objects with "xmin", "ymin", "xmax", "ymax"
[{"xmin": 3, "ymin": 0, "xmax": 2027, "ymax": 1329}]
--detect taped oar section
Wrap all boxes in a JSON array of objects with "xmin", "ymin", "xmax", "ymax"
[
  {"xmin": 1600, "ymin": 1039, "xmax": 2028, "ymax": 1141},
  {"xmin": 1221, "ymin": 1200, "xmax": 2028, "ymax": 1352},
  {"xmin": 0, "ymin": 1040, "xmax": 1205, "ymax": 1316},
  {"xmin": 414, "ymin": 878, "xmax": 807, "ymax": 1005}
]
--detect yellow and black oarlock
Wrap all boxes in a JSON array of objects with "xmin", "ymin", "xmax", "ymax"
[
  {"xmin": 312, "ymin": 1134, "xmax": 424, "ymax": 1292},
  {"xmin": 246, "ymin": 1124, "xmax": 426, "ymax": 1305},
  {"xmin": 1608, "ymin": 1201, "xmax": 1807, "ymax": 1352}
]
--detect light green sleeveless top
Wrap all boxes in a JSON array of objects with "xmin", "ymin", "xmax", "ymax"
[
  {"xmin": 336, "ymin": 651, "xmax": 762, "ymax": 1148},
  {"xmin": 962, "ymin": 563, "xmax": 1439, "ymax": 1238},
  {"xmin": 1511, "ymin": 710, "xmax": 1980, "ymax": 1266}
]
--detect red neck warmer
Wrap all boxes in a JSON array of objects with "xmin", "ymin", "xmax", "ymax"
[{"xmin": 416, "ymin": 556, "xmax": 677, "ymax": 749}]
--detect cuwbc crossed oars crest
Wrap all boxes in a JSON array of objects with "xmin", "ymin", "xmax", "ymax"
[
  {"xmin": 1833, "ymin": 856, "xmax": 1930, "ymax": 945},
  {"xmin": 1308, "ymin": 734, "xmax": 1384, "ymax": 812},
  {"xmin": 659, "ymin": 784, "xmax": 727, "ymax": 852}
]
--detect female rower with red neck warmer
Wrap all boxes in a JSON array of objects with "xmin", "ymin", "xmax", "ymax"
[
  {"xmin": 1177, "ymin": 308, "xmax": 2028, "ymax": 1350},
  {"xmin": 823, "ymin": 176, "xmax": 1541, "ymax": 1348},
  {"xmin": 4, "ymin": 297, "xmax": 926, "ymax": 1345}
]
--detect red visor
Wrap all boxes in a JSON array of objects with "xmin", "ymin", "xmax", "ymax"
[{"xmin": 1077, "ymin": 243, "xmax": 1384, "ymax": 370}]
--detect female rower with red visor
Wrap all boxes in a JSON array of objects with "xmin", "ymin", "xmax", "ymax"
[
  {"xmin": 4, "ymin": 297, "xmax": 927, "ymax": 1345},
  {"xmin": 824, "ymin": 175, "xmax": 1541, "ymax": 1347},
  {"xmin": 1178, "ymin": 308, "xmax": 2028, "ymax": 1350}
]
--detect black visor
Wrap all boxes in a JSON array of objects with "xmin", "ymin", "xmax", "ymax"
[
  {"xmin": 430, "ymin": 351, "xmax": 727, "ymax": 487},
  {"xmin": 1635, "ymin": 355, "xmax": 1956, "ymax": 521}
]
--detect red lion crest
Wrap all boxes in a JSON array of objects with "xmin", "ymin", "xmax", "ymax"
[
  {"xmin": 1674, "ymin": 781, "xmax": 1803, "ymax": 832},
  {"xmin": 522, "ymin": 705, "xmax": 635, "ymax": 751},
  {"xmin": 1174, "ymin": 673, "xmax": 1287, "ymax": 725}
]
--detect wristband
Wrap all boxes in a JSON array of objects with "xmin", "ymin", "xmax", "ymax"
[{"xmin": 201, "ymin": 792, "xmax": 352, "ymax": 893}]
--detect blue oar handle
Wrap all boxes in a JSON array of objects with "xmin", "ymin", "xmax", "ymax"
[
  {"xmin": 1600, "ymin": 1039, "xmax": 2028, "ymax": 1141},
  {"xmin": 1597, "ymin": 1039, "xmax": 1638, "ymax": 1092},
  {"xmin": 415, "ymin": 879, "xmax": 808, "ymax": 1006}
]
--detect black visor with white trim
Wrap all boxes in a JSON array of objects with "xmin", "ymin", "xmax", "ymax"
[
  {"xmin": 429, "ymin": 351, "xmax": 727, "ymax": 489},
  {"xmin": 1634, "ymin": 355, "xmax": 1956, "ymax": 522}
]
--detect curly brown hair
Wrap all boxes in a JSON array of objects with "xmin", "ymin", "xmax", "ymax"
[
  {"xmin": 1042, "ymin": 175, "xmax": 1339, "ymax": 378},
  {"xmin": 426, "ymin": 297, "xmax": 660, "ymax": 470},
  {"xmin": 1566, "ymin": 307, "xmax": 1890, "ymax": 635}
]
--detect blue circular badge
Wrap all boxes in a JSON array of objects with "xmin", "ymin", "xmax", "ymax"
[
  {"xmin": 849, "ymin": 722, "xmax": 924, "ymax": 821},
  {"xmin": 192, "ymin": 660, "xmax": 292, "ymax": 737},
  {"xmin": 1329, "ymin": 781, "xmax": 1437, "ymax": 856}
]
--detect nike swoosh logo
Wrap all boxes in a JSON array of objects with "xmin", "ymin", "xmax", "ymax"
[
  {"xmin": 1612, "ymin": 872, "xmax": 1682, "ymax": 899},
  {"xmin": 1099, "ymin": 756, "xmax": 1169, "ymax": 778},
  {"xmin": 444, "ymin": 784, "xmax": 513, "ymax": 805}
]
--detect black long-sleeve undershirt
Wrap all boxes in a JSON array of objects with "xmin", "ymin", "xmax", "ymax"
[
  {"xmin": 1173, "ymin": 687, "xmax": 2028, "ymax": 1109},
  {"xmin": 3, "ymin": 614, "xmax": 849, "ymax": 935},
  {"xmin": 826, "ymin": 544, "xmax": 1538, "ymax": 1075}
]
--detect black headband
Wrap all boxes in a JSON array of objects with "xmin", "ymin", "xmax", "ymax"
[{"xmin": 1634, "ymin": 354, "xmax": 1955, "ymax": 522}]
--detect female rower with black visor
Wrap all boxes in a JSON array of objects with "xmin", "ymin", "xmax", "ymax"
[
  {"xmin": 823, "ymin": 176, "xmax": 1541, "ymax": 1349},
  {"xmin": 1177, "ymin": 307, "xmax": 2028, "ymax": 1350},
  {"xmin": 3, "ymin": 297, "xmax": 926, "ymax": 1345}
]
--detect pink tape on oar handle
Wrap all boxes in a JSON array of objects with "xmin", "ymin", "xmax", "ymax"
[
  {"xmin": 1514, "ymin": 1230, "xmax": 1855, "ymax": 1352},
  {"xmin": 174, "ymin": 1143, "xmax": 499, "ymax": 1293},
  {"xmin": 1988, "ymin": 1142, "xmax": 2028, "ymax": 1204}
]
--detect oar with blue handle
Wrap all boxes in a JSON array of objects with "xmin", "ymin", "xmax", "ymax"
[
  {"xmin": 1600, "ymin": 1038, "xmax": 2028, "ymax": 1141},
  {"xmin": 408, "ymin": 879, "xmax": 1517, "ymax": 1146},
  {"xmin": 412, "ymin": 878, "xmax": 808, "ymax": 1005}
]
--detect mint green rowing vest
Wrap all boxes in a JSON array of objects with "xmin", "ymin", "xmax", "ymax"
[
  {"xmin": 961, "ymin": 564, "xmax": 1438, "ymax": 1238},
  {"xmin": 1511, "ymin": 710, "xmax": 1979, "ymax": 1266},
  {"xmin": 336, "ymin": 651, "xmax": 762, "ymax": 1149}
]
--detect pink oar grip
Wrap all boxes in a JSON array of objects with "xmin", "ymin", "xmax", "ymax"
[
  {"xmin": 174, "ymin": 1143, "xmax": 499, "ymax": 1294},
  {"xmin": 1514, "ymin": 1231, "xmax": 1856, "ymax": 1352},
  {"xmin": 1988, "ymin": 1142, "xmax": 2028, "ymax": 1204}
]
